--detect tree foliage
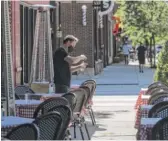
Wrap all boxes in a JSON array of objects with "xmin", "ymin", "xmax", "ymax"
[
  {"xmin": 115, "ymin": 0, "xmax": 168, "ymax": 46},
  {"xmin": 115, "ymin": 0, "xmax": 168, "ymax": 84},
  {"xmin": 154, "ymin": 42, "xmax": 168, "ymax": 85}
]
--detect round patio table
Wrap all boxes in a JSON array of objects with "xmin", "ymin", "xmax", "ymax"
[{"xmin": 1, "ymin": 116, "xmax": 34, "ymax": 137}]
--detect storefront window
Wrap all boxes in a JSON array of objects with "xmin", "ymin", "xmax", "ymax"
[{"xmin": 20, "ymin": 4, "xmax": 36, "ymax": 84}]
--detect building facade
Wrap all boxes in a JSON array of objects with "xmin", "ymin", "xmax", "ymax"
[
  {"xmin": 57, "ymin": 1, "xmax": 115, "ymax": 75},
  {"xmin": 2, "ymin": 1, "xmax": 116, "ymax": 86}
]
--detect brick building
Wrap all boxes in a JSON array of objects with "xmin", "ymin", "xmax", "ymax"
[
  {"xmin": 2, "ymin": 1, "xmax": 117, "ymax": 86},
  {"xmin": 59, "ymin": 2, "xmax": 115, "ymax": 76}
]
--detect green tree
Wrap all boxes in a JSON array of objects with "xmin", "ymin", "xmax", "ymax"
[
  {"xmin": 154, "ymin": 42, "xmax": 168, "ymax": 85},
  {"xmin": 116, "ymin": 0, "xmax": 168, "ymax": 67}
]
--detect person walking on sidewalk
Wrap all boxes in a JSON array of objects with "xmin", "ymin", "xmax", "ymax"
[
  {"xmin": 122, "ymin": 42, "xmax": 132, "ymax": 64},
  {"xmin": 53, "ymin": 35, "xmax": 87, "ymax": 93},
  {"xmin": 137, "ymin": 43, "xmax": 147, "ymax": 73}
]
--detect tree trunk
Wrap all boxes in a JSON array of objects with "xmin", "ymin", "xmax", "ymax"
[
  {"xmin": 149, "ymin": 37, "xmax": 153, "ymax": 67},
  {"xmin": 153, "ymin": 33, "xmax": 156, "ymax": 68}
]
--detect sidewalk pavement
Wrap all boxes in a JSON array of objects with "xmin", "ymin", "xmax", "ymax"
[
  {"xmin": 70, "ymin": 61, "xmax": 155, "ymax": 140},
  {"xmin": 72, "ymin": 60, "xmax": 155, "ymax": 95},
  {"xmin": 70, "ymin": 96, "xmax": 137, "ymax": 140}
]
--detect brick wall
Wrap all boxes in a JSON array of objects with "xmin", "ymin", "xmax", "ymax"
[{"xmin": 60, "ymin": 2, "xmax": 94, "ymax": 68}]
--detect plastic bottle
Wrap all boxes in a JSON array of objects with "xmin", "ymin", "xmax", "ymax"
[{"xmin": 49, "ymin": 82, "xmax": 54, "ymax": 93}]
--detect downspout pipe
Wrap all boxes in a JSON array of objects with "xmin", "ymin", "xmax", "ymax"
[{"xmin": 11, "ymin": 1, "xmax": 16, "ymax": 86}]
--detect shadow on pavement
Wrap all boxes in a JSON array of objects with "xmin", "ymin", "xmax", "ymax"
[
  {"xmin": 94, "ymin": 111, "xmax": 114, "ymax": 119},
  {"xmin": 70, "ymin": 121, "xmax": 107, "ymax": 140}
]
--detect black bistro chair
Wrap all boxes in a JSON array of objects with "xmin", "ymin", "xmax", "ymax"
[
  {"xmin": 149, "ymin": 105, "xmax": 168, "ymax": 119},
  {"xmin": 62, "ymin": 92, "xmax": 77, "ymax": 111},
  {"xmin": 15, "ymin": 85, "xmax": 35, "ymax": 99},
  {"xmin": 148, "ymin": 101, "xmax": 168, "ymax": 118},
  {"xmin": 81, "ymin": 80, "xmax": 97, "ymax": 125},
  {"xmin": 33, "ymin": 111, "xmax": 63, "ymax": 140},
  {"xmin": 148, "ymin": 92, "xmax": 168, "ymax": 105},
  {"xmin": 48, "ymin": 105, "xmax": 72, "ymax": 140},
  {"xmin": 151, "ymin": 116, "xmax": 168, "ymax": 140},
  {"xmin": 146, "ymin": 86, "xmax": 168, "ymax": 95},
  {"xmin": 15, "ymin": 85, "xmax": 35, "ymax": 95},
  {"xmin": 79, "ymin": 85, "xmax": 96, "ymax": 125},
  {"xmin": 70, "ymin": 88, "xmax": 90, "ymax": 140},
  {"xmin": 33, "ymin": 97, "xmax": 70, "ymax": 118},
  {"xmin": 148, "ymin": 81, "xmax": 166, "ymax": 90},
  {"xmin": 6, "ymin": 123, "xmax": 40, "ymax": 140}
]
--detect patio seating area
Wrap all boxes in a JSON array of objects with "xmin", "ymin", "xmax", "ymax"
[
  {"xmin": 135, "ymin": 81, "xmax": 168, "ymax": 140},
  {"xmin": 1, "ymin": 80, "xmax": 97, "ymax": 140}
]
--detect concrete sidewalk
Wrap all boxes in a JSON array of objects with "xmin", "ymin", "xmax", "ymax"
[
  {"xmin": 69, "ymin": 96, "xmax": 137, "ymax": 140},
  {"xmin": 72, "ymin": 62, "xmax": 155, "ymax": 95},
  {"xmin": 70, "ymin": 61, "xmax": 155, "ymax": 140}
]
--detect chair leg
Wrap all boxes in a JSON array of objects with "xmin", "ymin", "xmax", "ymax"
[
  {"xmin": 89, "ymin": 109, "xmax": 95, "ymax": 125},
  {"xmin": 78, "ymin": 123, "xmax": 85, "ymax": 140},
  {"xmin": 83, "ymin": 117, "xmax": 91, "ymax": 140},
  {"xmin": 67, "ymin": 128, "xmax": 71, "ymax": 140},
  {"xmin": 74, "ymin": 122, "xmax": 76, "ymax": 138},
  {"xmin": 90, "ymin": 107, "xmax": 96, "ymax": 125}
]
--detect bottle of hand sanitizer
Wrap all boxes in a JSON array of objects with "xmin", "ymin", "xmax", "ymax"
[{"xmin": 49, "ymin": 82, "xmax": 54, "ymax": 94}]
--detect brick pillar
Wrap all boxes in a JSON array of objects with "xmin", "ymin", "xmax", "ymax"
[{"xmin": 11, "ymin": 1, "xmax": 21, "ymax": 86}]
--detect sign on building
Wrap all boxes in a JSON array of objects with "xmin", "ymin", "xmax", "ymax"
[
  {"xmin": 99, "ymin": 0, "xmax": 114, "ymax": 16},
  {"xmin": 101, "ymin": 0, "xmax": 112, "ymax": 12}
]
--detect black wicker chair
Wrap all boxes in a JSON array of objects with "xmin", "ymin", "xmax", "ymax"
[
  {"xmin": 81, "ymin": 80, "xmax": 96, "ymax": 100},
  {"xmin": 81, "ymin": 80, "xmax": 97, "ymax": 125},
  {"xmin": 148, "ymin": 92, "xmax": 168, "ymax": 105},
  {"xmin": 148, "ymin": 81, "xmax": 165, "ymax": 89},
  {"xmin": 48, "ymin": 105, "xmax": 72, "ymax": 140},
  {"xmin": 80, "ymin": 85, "xmax": 96, "ymax": 126},
  {"xmin": 70, "ymin": 88, "xmax": 90, "ymax": 140},
  {"xmin": 148, "ymin": 101, "xmax": 168, "ymax": 118},
  {"xmin": 15, "ymin": 85, "xmax": 35, "ymax": 95},
  {"xmin": 33, "ymin": 111, "xmax": 62, "ymax": 140},
  {"xmin": 6, "ymin": 123, "xmax": 39, "ymax": 140},
  {"xmin": 80, "ymin": 86, "xmax": 91, "ymax": 107},
  {"xmin": 146, "ymin": 86, "xmax": 168, "ymax": 96},
  {"xmin": 15, "ymin": 85, "xmax": 35, "ymax": 99},
  {"xmin": 150, "ymin": 105, "xmax": 168, "ymax": 118},
  {"xmin": 151, "ymin": 116, "xmax": 168, "ymax": 140},
  {"xmin": 33, "ymin": 97, "xmax": 69, "ymax": 118},
  {"xmin": 62, "ymin": 92, "xmax": 77, "ymax": 111}
]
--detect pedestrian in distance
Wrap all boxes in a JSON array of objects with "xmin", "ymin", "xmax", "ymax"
[
  {"xmin": 136, "ymin": 42, "xmax": 147, "ymax": 73},
  {"xmin": 122, "ymin": 42, "xmax": 132, "ymax": 65},
  {"xmin": 53, "ymin": 35, "xmax": 87, "ymax": 93}
]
